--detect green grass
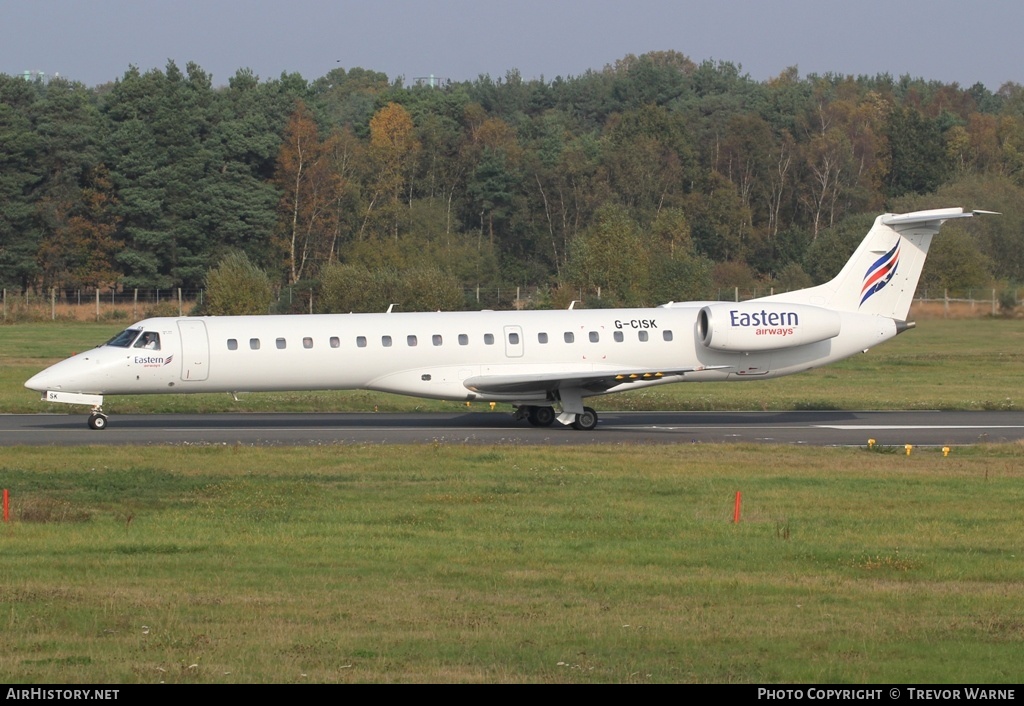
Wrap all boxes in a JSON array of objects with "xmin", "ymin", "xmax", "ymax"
[
  {"xmin": 3, "ymin": 318, "xmax": 1024, "ymax": 414},
  {"xmin": 1, "ymin": 443, "xmax": 1022, "ymax": 683},
  {"xmin": 3, "ymin": 319, "xmax": 1022, "ymax": 682}
]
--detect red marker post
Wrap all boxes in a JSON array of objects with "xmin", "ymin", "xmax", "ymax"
[
  {"xmin": 3, "ymin": 489, "xmax": 8, "ymax": 523},
  {"xmin": 733, "ymin": 491, "xmax": 742, "ymax": 524}
]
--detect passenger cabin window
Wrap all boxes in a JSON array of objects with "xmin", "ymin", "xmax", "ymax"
[
  {"xmin": 134, "ymin": 332, "xmax": 161, "ymax": 350},
  {"xmin": 538, "ymin": 332, "xmax": 548, "ymax": 344},
  {"xmin": 484, "ymin": 333, "xmax": 495, "ymax": 345},
  {"xmin": 564, "ymin": 332, "xmax": 574, "ymax": 343},
  {"xmin": 407, "ymin": 335, "xmax": 418, "ymax": 347},
  {"xmin": 276, "ymin": 338, "xmax": 287, "ymax": 349},
  {"xmin": 382, "ymin": 335, "xmax": 392, "ymax": 347},
  {"xmin": 509, "ymin": 332, "xmax": 520, "ymax": 345},
  {"xmin": 458, "ymin": 334, "xmax": 469, "ymax": 346},
  {"xmin": 356, "ymin": 336, "xmax": 367, "ymax": 348},
  {"xmin": 613, "ymin": 331, "xmax": 624, "ymax": 343},
  {"xmin": 250, "ymin": 338, "xmax": 260, "ymax": 350},
  {"xmin": 106, "ymin": 329, "xmax": 142, "ymax": 348},
  {"xmin": 227, "ymin": 339, "xmax": 238, "ymax": 351},
  {"xmin": 432, "ymin": 334, "xmax": 443, "ymax": 346},
  {"xmin": 638, "ymin": 331, "xmax": 649, "ymax": 342},
  {"xmin": 330, "ymin": 337, "xmax": 340, "ymax": 348},
  {"xmin": 663, "ymin": 330, "xmax": 674, "ymax": 342},
  {"xmin": 303, "ymin": 337, "xmax": 313, "ymax": 349},
  {"xmin": 589, "ymin": 331, "xmax": 599, "ymax": 343}
]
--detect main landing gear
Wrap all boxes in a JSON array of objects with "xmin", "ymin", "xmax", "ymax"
[
  {"xmin": 570, "ymin": 407, "xmax": 598, "ymax": 431},
  {"xmin": 515, "ymin": 405, "xmax": 598, "ymax": 430},
  {"xmin": 524, "ymin": 405, "xmax": 556, "ymax": 427}
]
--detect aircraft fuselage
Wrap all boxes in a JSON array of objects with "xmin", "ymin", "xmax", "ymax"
[{"xmin": 27, "ymin": 304, "xmax": 896, "ymax": 404}]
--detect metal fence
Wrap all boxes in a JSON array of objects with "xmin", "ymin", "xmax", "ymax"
[
  {"xmin": 2, "ymin": 286, "xmax": 1019, "ymax": 322},
  {"xmin": 1, "ymin": 288, "xmax": 204, "ymax": 322}
]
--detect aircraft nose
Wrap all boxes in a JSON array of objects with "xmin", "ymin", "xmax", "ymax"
[
  {"xmin": 25, "ymin": 367, "xmax": 60, "ymax": 392},
  {"xmin": 24, "ymin": 354, "xmax": 99, "ymax": 393}
]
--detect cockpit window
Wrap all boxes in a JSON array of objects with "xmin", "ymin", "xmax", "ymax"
[
  {"xmin": 106, "ymin": 329, "xmax": 142, "ymax": 348},
  {"xmin": 133, "ymin": 332, "xmax": 161, "ymax": 350}
]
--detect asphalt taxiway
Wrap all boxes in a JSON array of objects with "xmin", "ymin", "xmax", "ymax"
[{"xmin": 1, "ymin": 410, "xmax": 1022, "ymax": 447}]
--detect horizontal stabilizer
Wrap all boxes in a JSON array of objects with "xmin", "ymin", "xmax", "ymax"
[{"xmin": 880, "ymin": 208, "xmax": 994, "ymax": 229}]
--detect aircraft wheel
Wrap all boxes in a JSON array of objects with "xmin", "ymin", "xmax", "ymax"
[
  {"xmin": 87, "ymin": 413, "xmax": 108, "ymax": 431},
  {"xmin": 571, "ymin": 407, "xmax": 598, "ymax": 431},
  {"xmin": 528, "ymin": 405, "xmax": 556, "ymax": 427}
]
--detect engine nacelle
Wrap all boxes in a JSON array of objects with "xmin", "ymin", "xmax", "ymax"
[{"xmin": 697, "ymin": 302, "xmax": 842, "ymax": 352}]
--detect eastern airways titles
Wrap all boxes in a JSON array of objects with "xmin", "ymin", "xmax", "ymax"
[{"xmin": 729, "ymin": 309, "xmax": 800, "ymax": 328}]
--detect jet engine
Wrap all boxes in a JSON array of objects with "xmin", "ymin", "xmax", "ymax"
[{"xmin": 697, "ymin": 302, "xmax": 842, "ymax": 352}]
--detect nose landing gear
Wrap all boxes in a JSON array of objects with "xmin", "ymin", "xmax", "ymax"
[{"xmin": 88, "ymin": 408, "xmax": 109, "ymax": 430}]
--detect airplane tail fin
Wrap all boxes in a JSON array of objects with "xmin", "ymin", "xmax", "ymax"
[{"xmin": 763, "ymin": 208, "xmax": 988, "ymax": 320}]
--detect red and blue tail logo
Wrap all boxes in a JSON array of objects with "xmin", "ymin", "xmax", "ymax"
[{"xmin": 860, "ymin": 239, "xmax": 900, "ymax": 307}]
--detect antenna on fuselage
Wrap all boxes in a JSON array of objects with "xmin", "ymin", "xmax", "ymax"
[
  {"xmin": 386, "ymin": 303, "xmax": 397, "ymax": 313},
  {"xmin": 568, "ymin": 300, "xmax": 579, "ymax": 310}
]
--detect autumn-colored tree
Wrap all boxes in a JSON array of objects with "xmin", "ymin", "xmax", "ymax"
[
  {"xmin": 274, "ymin": 100, "xmax": 346, "ymax": 284},
  {"xmin": 37, "ymin": 165, "xmax": 121, "ymax": 291},
  {"xmin": 360, "ymin": 102, "xmax": 421, "ymax": 241},
  {"xmin": 952, "ymin": 113, "xmax": 1000, "ymax": 174},
  {"xmin": 793, "ymin": 83, "xmax": 888, "ymax": 239}
]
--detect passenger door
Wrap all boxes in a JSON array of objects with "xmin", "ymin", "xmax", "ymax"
[{"xmin": 177, "ymin": 320, "xmax": 210, "ymax": 381}]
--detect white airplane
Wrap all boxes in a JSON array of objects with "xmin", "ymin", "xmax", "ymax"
[{"xmin": 26, "ymin": 207, "xmax": 990, "ymax": 431}]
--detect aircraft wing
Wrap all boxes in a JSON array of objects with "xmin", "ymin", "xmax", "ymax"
[{"xmin": 462, "ymin": 365, "xmax": 729, "ymax": 396}]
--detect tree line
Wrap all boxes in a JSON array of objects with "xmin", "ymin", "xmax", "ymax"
[{"xmin": 2, "ymin": 51, "xmax": 1024, "ymax": 312}]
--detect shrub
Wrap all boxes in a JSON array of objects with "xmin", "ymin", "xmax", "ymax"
[{"xmin": 204, "ymin": 252, "xmax": 274, "ymax": 315}]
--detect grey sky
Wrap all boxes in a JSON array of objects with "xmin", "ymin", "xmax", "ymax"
[{"xmin": 3, "ymin": 0, "xmax": 1021, "ymax": 90}]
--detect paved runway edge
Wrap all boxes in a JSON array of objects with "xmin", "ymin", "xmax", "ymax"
[{"xmin": 3, "ymin": 410, "xmax": 1024, "ymax": 447}]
